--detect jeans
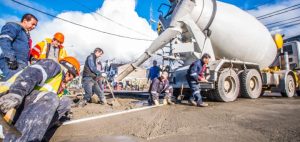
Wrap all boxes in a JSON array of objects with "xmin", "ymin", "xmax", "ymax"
[
  {"xmin": 186, "ymin": 75, "xmax": 203, "ymax": 104},
  {"xmin": 0, "ymin": 58, "xmax": 27, "ymax": 81},
  {"xmin": 82, "ymin": 77, "xmax": 106, "ymax": 102}
]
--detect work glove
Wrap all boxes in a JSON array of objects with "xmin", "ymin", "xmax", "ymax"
[
  {"xmin": 5, "ymin": 57, "xmax": 18, "ymax": 70},
  {"xmin": 0, "ymin": 93, "xmax": 23, "ymax": 113},
  {"xmin": 101, "ymin": 73, "xmax": 107, "ymax": 78}
]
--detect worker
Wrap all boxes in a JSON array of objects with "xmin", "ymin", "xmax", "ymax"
[
  {"xmin": 0, "ymin": 13, "xmax": 38, "ymax": 81},
  {"xmin": 186, "ymin": 53, "xmax": 211, "ymax": 107},
  {"xmin": 0, "ymin": 56, "xmax": 80, "ymax": 141},
  {"xmin": 82, "ymin": 47, "xmax": 107, "ymax": 105},
  {"xmin": 147, "ymin": 60, "xmax": 161, "ymax": 82},
  {"xmin": 149, "ymin": 71, "xmax": 174, "ymax": 106},
  {"xmin": 30, "ymin": 32, "xmax": 67, "ymax": 63}
]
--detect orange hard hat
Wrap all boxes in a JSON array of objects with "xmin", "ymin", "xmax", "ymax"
[
  {"xmin": 59, "ymin": 56, "xmax": 80, "ymax": 76},
  {"xmin": 53, "ymin": 32, "xmax": 64, "ymax": 44}
]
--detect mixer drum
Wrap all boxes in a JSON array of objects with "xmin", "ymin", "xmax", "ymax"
[{"xmin": 191, "ymin": 0, "xmax": 277, "ymax": 68}]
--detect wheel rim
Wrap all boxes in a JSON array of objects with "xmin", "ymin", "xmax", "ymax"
[
  {"xmin": 288, "ymin": 78, "xmax": 295, "ymax": 93},
  {"xmin": 223, "ymin": 76, "xmax": 236, "ymax": 98},
  {"xmin": 249, "ymin": 76, "xmax": 258, "ymax": 91}
]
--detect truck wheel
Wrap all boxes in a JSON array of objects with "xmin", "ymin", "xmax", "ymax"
[
  {"xmin": 213, "ymin": 68, "xmax": 240, "ymax": 102},
  {"xmin": 281, "ymin": 74, "xmax": 295, "ymax": 97},
  {"xmin": 240, "ymin": 69, "xmax": 262, "ymax": 99}
]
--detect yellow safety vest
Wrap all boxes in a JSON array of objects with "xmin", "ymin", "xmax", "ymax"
[
  {"xmin": 33, "ymin": 38, "xmax": 67, "ymax": 61},
  {"xmin": 34, "ymin": 71, "xmax": 64, "ymax": 97},
  {"xmin": 0, "ymin": 70, "xmax": 64, "ymax": 97}
]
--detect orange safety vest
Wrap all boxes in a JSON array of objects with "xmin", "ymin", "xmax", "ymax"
[{"xmin": 31, "ymin": 38, "xmax": 67, "ymax": 61}]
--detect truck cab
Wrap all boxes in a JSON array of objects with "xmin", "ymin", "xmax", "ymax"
[
  {"xmin": 283, "ymin": 41, "xmax": 300, "ymax": 95},
  {"xmin": 283, "ymin": 41, "xmax": 300, "ymax": 70}
]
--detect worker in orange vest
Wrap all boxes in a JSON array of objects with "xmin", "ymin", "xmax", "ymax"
[{"xmin": 30, "ymin": 32, "xmax": 67, "ymax": 63}]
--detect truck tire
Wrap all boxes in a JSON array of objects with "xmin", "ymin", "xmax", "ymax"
[
  {"xmin": 281, "ymin": 74, "xmax": 295, "ymax": 97},
  {"xmin": 240, "ymin": 69, "xmax": 262, "ymax": 99},
  {"xmin": 213, "ymin": 68, "xmax": 240, "ymax": 102}
]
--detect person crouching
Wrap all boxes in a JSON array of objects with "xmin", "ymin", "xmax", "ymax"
[{"xmin": 148, "ymin": 71, "xmax": 174, "ymax": 106}]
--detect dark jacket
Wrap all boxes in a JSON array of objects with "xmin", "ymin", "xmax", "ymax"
[
  {"xmin": 0, "ymin": 22, "xmax": 31, "ymax": 64},
  {"xmin": 82, "ymin": 53, "xmax": 99, "ymax": 78},
  {"xmin": 148, "ymin": 66, "xmax": 160, "ymax": 80},
  {"xmin": 149, "ymin": 77, "xmax": 172, "ymax": 95},
  {"xmin": 9, "ymin": 59, "xmax": 62, "ymax": 97},
  {"xmin": 187, "ymin": 59, "xmax": 204, "ymax": 81}
]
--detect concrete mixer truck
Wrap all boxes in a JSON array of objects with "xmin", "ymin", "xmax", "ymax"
[{"xmin": 116, "ymin": 0, "xmax": 300, "ymax": 102}]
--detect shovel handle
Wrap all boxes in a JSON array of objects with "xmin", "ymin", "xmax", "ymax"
[{"xmin": 104, "ymin": 78, "xmax": 116, "ymax": 100}]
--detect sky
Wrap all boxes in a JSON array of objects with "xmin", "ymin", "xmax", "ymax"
[
  {"xmin": 0, "ymin": 0, "xmax": 283, "ymax": 29},
  {"xmin": 0, "ymin": 0, "xmax": 299, "ymax": 63}
]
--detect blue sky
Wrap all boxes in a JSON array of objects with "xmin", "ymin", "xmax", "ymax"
[{"xmin": 0, "ymin": 0, "xmax": 280, "ymax": 30}]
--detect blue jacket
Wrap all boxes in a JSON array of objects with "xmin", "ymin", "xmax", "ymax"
[
  {"xmin": 0, "ymin": 22, "xmax": 31, "ymax": 64},
  {"xmin": 148, "ymin": 66, "xmax": 160, "ymax": 80},
  {"xmin": 187, "ymin": 59, "xmax": 204, "ymax": 81},
  {"xmin": 82, "ymin": 53, "xmax": 99, "ymax": 78}
]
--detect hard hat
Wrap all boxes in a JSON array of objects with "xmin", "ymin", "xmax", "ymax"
[
  {"xmin": 53, "ymin": 32, "xmax": 64, "ymax": 44},
  {"xmin": 59, "ymin": 56, "xmax": 80, "ymax": 76}
]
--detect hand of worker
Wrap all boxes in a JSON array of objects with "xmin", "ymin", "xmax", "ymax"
[
  {"xmin": 101, "ymin": 73, "xmax": 107, "ymax": 78},
  {"xmin": 5, "ymin": 57, "xmax": 18, "ymax": 70},
  {"xmin": 199, "ymin": 79, "xmax": 208, "ymax": 82},
  {"xmin": 0, "ymin": 93, "xmax": 22, "ymax": 113},
  {"xmin": 198, "ymin": 77, "xmax": 208, "ymax": 83}
]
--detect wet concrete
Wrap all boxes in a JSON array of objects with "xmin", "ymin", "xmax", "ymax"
[{"xmin": 52, "ymin": 96, "xmax": 300, "ymax": 142}]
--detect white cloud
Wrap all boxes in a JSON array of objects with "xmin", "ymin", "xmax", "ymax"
[
  {"xmin": 0, "ymin": 15, "xmax": 19, "ymax": 27},
  {"xmin": 247, "ymin": 0, "xmax": 300, "ymax": 39},
  {"xmin": 0, "ymin": 0, "xmax": 158, "ymax": 67},
  {"xmin": 24, "ymin": 0, "xmax": 157, "ymax": 64}
]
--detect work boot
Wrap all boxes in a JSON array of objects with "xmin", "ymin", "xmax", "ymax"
[
  {"xmin": 153, "ymin": 100, "xmax": 160, "ymax": 106},
  {"xmin": 167, "ymin": 99, "xmax": 175, "ymax": 105},
  {"xmin": 79, "ymin": 99, "xmax": 87, "ymax": 107},
  {"xmin": 197, "ymin": 102, "xmax": 209, "ymax": 107},
  {"xmin": 100, "ymin": 99, "xmax": 107, "ymax": 105},
  {"xmin": 163, "ymin": 99, "xmax": 168, "ymax": 105},
  {"xmin": 188, "ymin": 99, "xmax": 197, "ymax": 106}
]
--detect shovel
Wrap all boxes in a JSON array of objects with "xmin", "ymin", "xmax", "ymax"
[
  {"xmin": 104, "ymin": 78, "xmax": 121, "ymax": 107},
  {"xmin": 0, "ymin": 109, "xmax": 21, "ymax": 139},
  {"xmin": 177, "ymin": 84, "xmax": 185, "ymax": 102}
]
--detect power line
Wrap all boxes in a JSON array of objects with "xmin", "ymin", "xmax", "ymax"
[
  {"xmin": 71, "ymin": 0, "xmax": 152, "ymax": 38},
  {"xmin": 270, "ymin": 21, "xmax": 300, "ymax": 30},
  {"xmin": 257, "ymin": 3, "xmax": 300, "ymax": 18},
  {"xmin": 265, "ymin": 16, "xmax": 300, "ymax": 26},
  {"xmin": 258, "ymin": 6, "xmax": 300, "ymax": 20},
  {"xmin": 268, "ymin": 19, "xmax": 300, "ymax": 29},
  {"xmin": 11, "ymin": 0, "xmax": 154, "ymax": 42}
]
